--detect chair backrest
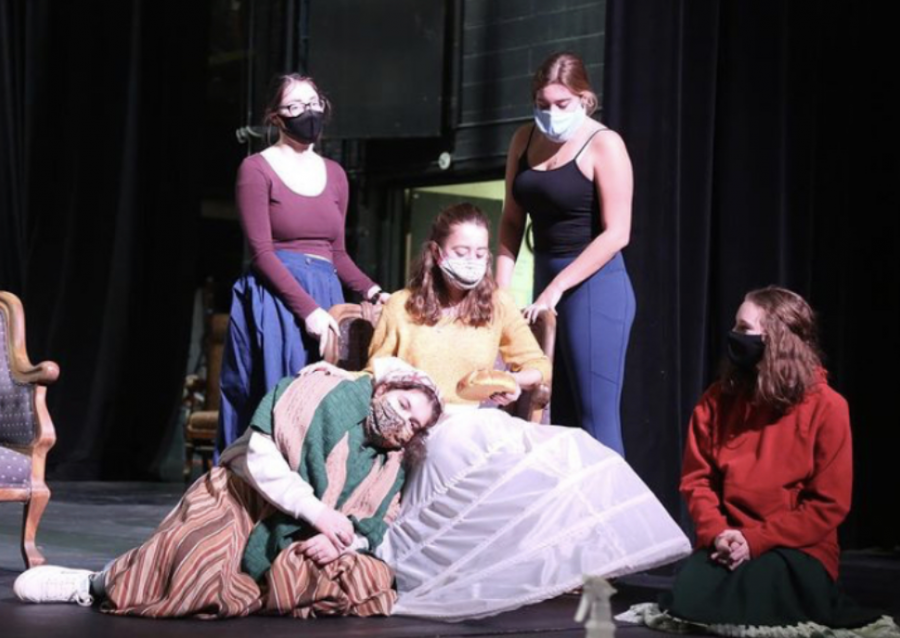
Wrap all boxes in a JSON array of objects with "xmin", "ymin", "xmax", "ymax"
[
  {"xmin": 0, "ymin": 292, "xmax": 58, "ymax": 450},
  {"xmin": 529, "ymin": 309, "xmax": 556, "ymax": 369},
  {"xmin": 203, "ymin": 313, "xmax": 230, "ymax": 411},
  {"xmin": 0, "ymin": 296, "xmax": 38, "ymax": 446},
  {"xmin": 324, "ymin": 303, "xmax": 383, "ymax": 371},
  {"xmin": 325, "ymin": 302, "xmax": 555, "ymax": 422}
]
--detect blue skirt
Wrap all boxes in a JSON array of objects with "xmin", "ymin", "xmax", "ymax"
[{"xmin": 217, "ymin": 252, "xmax": 344, "ymax": 451}]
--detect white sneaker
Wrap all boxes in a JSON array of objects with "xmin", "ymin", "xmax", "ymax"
[{"xmin": 14, "ymin": 566, "xmax": 95, "ymax": 606}]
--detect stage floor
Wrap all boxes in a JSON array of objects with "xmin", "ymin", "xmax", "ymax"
[{"xmin": 2, "ymin": 482, "xmax": 898, "ymax": 638}]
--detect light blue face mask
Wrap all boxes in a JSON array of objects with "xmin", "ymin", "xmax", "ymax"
[{"xmin": 533, "ymin": 103, "xmax": 586, "ymax": 143}]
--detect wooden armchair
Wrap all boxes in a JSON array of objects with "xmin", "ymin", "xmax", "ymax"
[
  {"xmin": 323, "ymin": 302, "xmax": 556, "ymax": 423},
  {"xmin": 0, "ymin": 291, "xmax": 59, "ymax": 568},
  {"xmin": 183, "ymin": 312, "xmax": 229, "ymax": 483}
]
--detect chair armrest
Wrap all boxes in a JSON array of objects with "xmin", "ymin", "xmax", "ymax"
[
  {"xmin": 530, "ymin": 383, "xmax": 551, "ymax": 409},
  {"xmin": 11, "ymin": 361, "xmax": 59, "ymax": 386}
]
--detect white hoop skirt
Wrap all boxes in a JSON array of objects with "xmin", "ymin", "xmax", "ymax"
[{"xmin": 375, "ymin": 407, "xmax": 691, "ymax": 621}]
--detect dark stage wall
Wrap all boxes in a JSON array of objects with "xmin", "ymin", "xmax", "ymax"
[
  {"xmin": 1, "ymin": 1, "xmax": 897, "ymax": 548},
  {"xmin": 0, "ymin": 0, "xmax": 209, "ymax": 478}
]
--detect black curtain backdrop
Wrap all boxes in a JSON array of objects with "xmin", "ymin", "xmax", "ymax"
[
  {"xmin": 0, "ymin": 0, "xmax": 208, "ymax": 479},
  {"xmin": 605, "ymin": 1, "xmax": 899, "ymax": 549},
  {"xmin": 2, "ymin": 0, "xmax": 897, "ymax": 549}
]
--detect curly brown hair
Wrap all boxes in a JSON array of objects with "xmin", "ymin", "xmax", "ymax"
[
  {"xmin": 721, "ymin": 286, "xmax": 824, "ymax": 413},
  {"xmin": 406, "ymin": 203, "xmax": 497, "ymax": 327}
]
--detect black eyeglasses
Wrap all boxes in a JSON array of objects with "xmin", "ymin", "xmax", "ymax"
[{"xmin": 279, "ymin": 100, "xmax": 324, "ymax": 117}]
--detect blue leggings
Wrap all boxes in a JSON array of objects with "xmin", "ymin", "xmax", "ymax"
[{"xmin": 534, "ymin": 251, "xmax": 635, "ymax": 455}]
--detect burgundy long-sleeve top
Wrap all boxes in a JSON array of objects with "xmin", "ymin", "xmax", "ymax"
[
  {"xmin": 680, "ymin": 374, "xmax": 852, "ymax": 580},
  {"xmin": 235, "ymin": 154, "xmax": 376, "ymax": 319}
]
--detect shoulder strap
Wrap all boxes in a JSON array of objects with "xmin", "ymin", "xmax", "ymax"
[
  {"xmin": 518, "ymin": 125, "xmax": 537, "ymax": 166},
  {"xmin": 574, "ymin": 128, "xmax": 611, "ymax": 160}
]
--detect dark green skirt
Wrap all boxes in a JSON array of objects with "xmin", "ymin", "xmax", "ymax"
[{"xmin": 659, "ymin": 548, "xmax": 882, "ymax": 628}]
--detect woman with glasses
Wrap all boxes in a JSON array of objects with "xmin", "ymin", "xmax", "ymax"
[{"xmin": 218, "ymin": 74, "xmax": 389, "ymax": 451}]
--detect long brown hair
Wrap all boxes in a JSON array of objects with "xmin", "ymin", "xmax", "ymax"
[
  {"xmin": 406, "ymin": 203, "xmax": 497, "ymax": 327},
  {"xmin": 721, "ymin": 286, "xmax": 824, "ymax": 413},
  {"xmin": 531, "ymin": 52, "xmax": 599, "ymax": 115}
]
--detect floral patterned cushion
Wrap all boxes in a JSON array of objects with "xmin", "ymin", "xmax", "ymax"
[
  {"xmin": 1, "ymin": 311, "xmax": 36, "ymax": 445},
  {"xmin": 0, "ymin": 445, "xmax": 31, "ymax": 488}
]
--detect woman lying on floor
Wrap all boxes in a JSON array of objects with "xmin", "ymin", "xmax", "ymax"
[
  {"xmin": 620, "ymin": 287, "xmax": 900, "ymax": 638},
  {"xmin": 14, "ymin": 358, "xmax": 442, "ymax": 619}
]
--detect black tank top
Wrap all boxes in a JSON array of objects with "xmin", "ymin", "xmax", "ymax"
[{"xmin": 511, "ymin": 127, "xmax": 608, "ymax": 256}]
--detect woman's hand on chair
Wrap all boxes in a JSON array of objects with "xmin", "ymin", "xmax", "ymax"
[
  {"xmin": 366, "ymin": 285, "xmax": 391, "ymax": 305},
  {"xmin": 523, "ymin": 284, "xmax": 562, "ymax": 324},
  {"xmin": 490, "ymin": 380, "xmax": 522, "ymax": 406},
  {"xmin": 304, "ymin": 308, "xmax": 341, "ymax": 357}
]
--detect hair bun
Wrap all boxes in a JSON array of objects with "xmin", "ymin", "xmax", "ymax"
[{"xmin": 456, "ymin": 369, "xmax": 518, "ymax": 401}]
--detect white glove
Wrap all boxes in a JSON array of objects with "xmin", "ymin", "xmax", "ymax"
[{"xmin": 303, "ymin": 308, "xmax": 340, "ymax": 357}]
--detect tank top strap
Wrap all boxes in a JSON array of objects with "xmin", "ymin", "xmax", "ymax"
[
  {"xmin": 518, "ymin": 125, "xmax": 537, "ymax": 169},
  {"xmin": 574, "ymin": 128, "xmax": 612, "ymax": 160}
]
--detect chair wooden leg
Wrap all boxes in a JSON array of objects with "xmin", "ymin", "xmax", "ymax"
[
  {"xmin": 22, "ymin": 486, "xmax": 50, "ymax": 569},
  {"xmin": 202, "ymin": 449, "xmax": 214, "ymax": 474},
  {"xmin": 184, "ymin": 441, "xmax": 195, "ymax": 484}
]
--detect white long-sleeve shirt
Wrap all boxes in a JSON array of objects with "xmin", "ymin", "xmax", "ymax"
[{"xmin": 221, "ymin": 430, "xmax": 369, "ymax": 551}]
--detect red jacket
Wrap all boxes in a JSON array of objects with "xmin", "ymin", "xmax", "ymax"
[{"xmin": 680, "ymin": 375, "xmax": 852, "ymax": 580}]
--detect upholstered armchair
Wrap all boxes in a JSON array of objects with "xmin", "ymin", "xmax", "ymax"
[
  {"xmin": 0, "ymin": 291, "xmax": 59, "ymax": 568},
  {"xmin": 323, "ymin": 302, "xmax": 556, "ymax": 423}
]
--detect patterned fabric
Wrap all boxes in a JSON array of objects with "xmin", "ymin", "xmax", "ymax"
[
  {"xmin": 371, "ymin": 356, "xmax": 442, "ymax": 411},
  {"xmin": 617, "ymin": 603, "xmax": 900, "ymax": 638},
  {"xmin": 102, "ymin": 467, "xmax": 396, "ymax": 618},
  {"xmin": 241, "ymin": 374, "xmax": 406, "ymax": 581},
  {"xmin": 0, "ymin": 310, "xmax": 36, "ymax": 446},
  {"xmin": 0, "ymin": 445, "xmax": 31, "ymax": 487},
  {"xmin": 265, "ymin": 542, "xmax": 396, "ymax": 618}
]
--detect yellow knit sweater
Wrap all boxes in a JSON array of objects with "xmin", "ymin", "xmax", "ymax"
[{"xmin": 365, "ymin": 289, "xmax": 552, "ymax": 405}]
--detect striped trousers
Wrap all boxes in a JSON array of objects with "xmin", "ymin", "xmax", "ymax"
[{"xmin": 101, "ymin": 467, "xmax": 396, "ymax": 619}]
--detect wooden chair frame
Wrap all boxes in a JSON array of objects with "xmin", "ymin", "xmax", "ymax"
[
  {"xmin": 0, "ymin": 291, "xmax": 59, "ymax": 568},
  {"xmin": 183, "ymin": 312, "xmax": 229, "ymax": 483}
]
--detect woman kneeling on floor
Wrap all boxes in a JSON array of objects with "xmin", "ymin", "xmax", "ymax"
[
  {"xmin": 14, "ymin": 358, "xmax": 441, "ymax": 619},
  {"xmin": 620, "ymin": 286, "xmax": 899, "ymax": 638}
]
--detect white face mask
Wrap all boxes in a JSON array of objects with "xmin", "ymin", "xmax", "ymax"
[
  {"xmin": 533, "ymin": 103, "xmax": 586, "ymax": 143},
  {"xmin": 438, "ymin": 250, "xmax": 488, "ymax": 290}
]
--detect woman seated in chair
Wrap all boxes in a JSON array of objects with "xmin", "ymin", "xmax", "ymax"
[
  {"xmin": 352, "ymin": 203, "xmax": 691, "ymax": 620},
  {"xmin": 621, "ymin": 287, "xmax": 898, "ymax": 637},
  {"xmin": 14, "ymin": 359, "xmax": 442, "ymax": 619}
]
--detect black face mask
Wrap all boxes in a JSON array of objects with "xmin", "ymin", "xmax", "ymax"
[
  {"xmin": 727, "ymin": 331, "xmax": 765, "ymax": 370},
  {"xmin": 281, "ymin": 110, "xmax": 324, "ymax": 144}
]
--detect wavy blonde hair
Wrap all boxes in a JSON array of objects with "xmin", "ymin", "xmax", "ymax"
[{"xmin": 721, "ymin": 286, "xmax": 824, "ymax": 413}]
